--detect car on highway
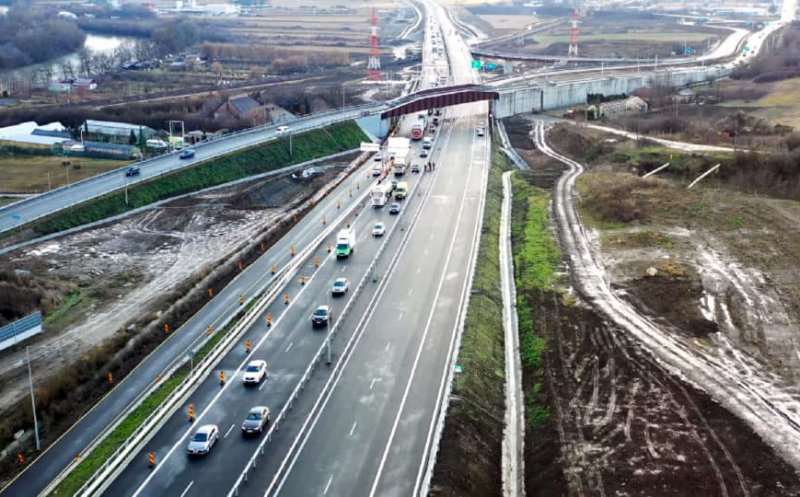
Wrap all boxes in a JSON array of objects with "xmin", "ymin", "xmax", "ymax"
[
  {"xmin": 187, "ymin": 425, "xmax": 219, "ymax": 456},
  {"xmin": 476, "ymin": 126, "xmax": 485, "ymax": 137},
  {"xmin": 420, "ymin": 149, "xmax": 429, "ymax": 158},
  {"xmin": 242, "ymin": 360, "xmax": 268, "ymax": 385},
  {"xmin": 389, "ymin": 203, "xmax": 401, "ymax": 215},
  {"xmin": 411, "ymin": 163, "xmax": 421, "ymax": 174},
  {"xmin": 373, "ymin": 152, "xmax": 383, "ymax": 162},
  {"xmin": 125, "ymin": 166, "xmax": 141, "ymax": 177},
  {"xmin": 241, "ymin": 406, "xmax": 271, "ymax": 436},
  {"xmin": 276, "ymin": 125, "xmax": 290, "ymax": 136},
  {"xmin": 311, "ymin": 305, "xmax": 331, "ymax": 327},
  {"xmin": 372, "ymin": 222, "xmax": 386, "ymax": 237},
  {"xmin": 331, "ymin": 277, "xmax": 349, "ymax": 296},
  {"xmin": 390, "ymin": 179, "xmax": 398, "ymax": 191},
  {"xmin": 179, "ymin": 149, "xmax": 195, "ymax": 160}
]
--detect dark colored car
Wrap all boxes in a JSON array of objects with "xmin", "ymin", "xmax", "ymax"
[
  {"xmin": 179, "ymin": 149, "xmax": 195, "ymax": 159},
  {"xmin": 389, "ymin": 203, "xmax": 401, "ymax": 215},
  {"xmin": 420, "ymin": 149, "xmax": 429, "ymax": 158},
  {"xmin": 241, "ymin": 406, "xmax": 270, "ymax": 436},
  {"xmin": 125, "ymin": 166, "xmax": 141, "ymax": 177},
  {"xmin": 311, "ymin": 305, "xmax": 331, "ymax": 327}
]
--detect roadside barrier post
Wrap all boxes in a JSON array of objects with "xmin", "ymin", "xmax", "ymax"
[
  {"xmin": 327, "ymin": 243, "xmax": 332, "ymax": 253},
  {"xmin": 219, "ymin": 371, "xmax": 225, "ymax": 386},
  {"xmin": 293, "ymin": 214, "xmax": 298, "ymax": 223},
  {"xmin": 314, "ymin": 256, "xmax": 319, "ymax": 268},
  {"xmin": 271, "ymin": 264, "xmax": 277, "ymax": 275},
  {"xmin": 107, "ymin": 372, "xmax": 113, "ymax": 384},
  {"xmin": 349, "ymin": 189, "xmax": 352, "ymax": 197},
  {"xmin": 300, "ymin": 275, "xmax": 306, "ymax": 286},
  {"xmin": 17, "ymin": 453, "xmax": 24, "ymax": 465},
  {"xmin": 323, "ymin": 215, "xmax": 327, "ymax": 225},
  {"xmin": 284, "ymin": 293, "xmax": 290, "ymax": 305},
  {"xmin": 246, "ymin": 339, "xmax": 252, "ymax": 353},
  {"xmin": 188, "ymin": 404, "xmax": 195, "ymax": 423},
  {"xmin": 290, "ymin": 246, "xmax": 296, "ymax": 257},
  {"xmin": 347, "ymin": 217, "xmax": 351, "ymax": 228},
  {"xmin": 163, "ymin": 323, "xmax": 170, "ymax": 334},
  {"xmin": 208, "ymin": 288, "xmax": 214, "ymax": 297},
  {"xmin": 239, "ymin": 294, "xmax": 244, "ymax": 305},
  {"xmin": 260, "ymin": 242, "xmax": 266, "ymax": 252},
  {"xmin": 148, "ymin": 452, "xmax": 155, "ymax": 468},
  {"xmin": 207, "ymin": 325, "xmax": 213, "ymax": 336},
  {"xmin": 337, "ymin": 200, "xmax": 341, "ymax": 209},
  {"xmin": 267, "ymin": 312, "xmax": 272, "ymax": 327}
]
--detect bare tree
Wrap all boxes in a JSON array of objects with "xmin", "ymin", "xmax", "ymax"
[
  {"xmin": 59, "ymin": 61, "xmax": 76, "ymax": 80},
  {"xmin": 77, "ymin": 47, "xmax": 92, "ymax": 77}
]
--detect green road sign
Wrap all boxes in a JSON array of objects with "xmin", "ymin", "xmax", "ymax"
[{"xmin": 471, "ymin": 60, "xmax": 482, "ymax": 69}]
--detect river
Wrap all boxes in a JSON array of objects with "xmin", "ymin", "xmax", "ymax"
[{"xmin": 1, "ymin": 33, "xmax": 138, "ymax": 83}]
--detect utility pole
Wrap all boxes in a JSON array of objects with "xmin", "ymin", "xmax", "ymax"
[
  {"xmin": 27, "ymin": 347, "xmax": 40, "ymax": 451},
  {"xmin": 124, "ymin": 177, "xmax": 129, "ymax": 205}
]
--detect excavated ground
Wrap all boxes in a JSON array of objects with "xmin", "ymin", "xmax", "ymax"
[
  {"xmin": 0, "ymin": 164, "xmax": 347, "ymax": 412},
  {"xmin": 508, "ymin": 115, "xmax": 800, "ymax": 496}
]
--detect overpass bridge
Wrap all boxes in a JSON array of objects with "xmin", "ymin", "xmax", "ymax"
[{"xmin": 380, "ymin": 84, "xmax": 499, "ymax": 119}]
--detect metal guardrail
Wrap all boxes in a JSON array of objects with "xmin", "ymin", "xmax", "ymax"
[{"xmin": 75, "ymin": 165, "xmax": 376, "ymax": 497}]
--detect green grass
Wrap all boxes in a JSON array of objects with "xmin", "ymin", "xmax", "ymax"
[
  {"xmin": 28, "ymin": 121, "xmax": 367, "ymax": 237},
  {"xmin": 452, "ymin": 147, "xmax": 511, "ymax": 427},
  {"xmin": 509, "ymin": 170, "xmax": 561, "ymax": 428},
  {"xmin": 50, "ymin": 372, "xmax": 187, "ymax": 496}
]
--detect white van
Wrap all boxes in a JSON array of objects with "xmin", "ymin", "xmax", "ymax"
[{"xmin": 276, "ymin": 125, "xmax": 290, "ymax": 136}]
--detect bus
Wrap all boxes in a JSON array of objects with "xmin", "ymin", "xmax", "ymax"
[
  {"xmin": 411, "ymin": 116, "xmax": 427, "ymax": 140},
  {"xmin": 371, "ymin": 184, "xmax": 392, "ymax": 207}
]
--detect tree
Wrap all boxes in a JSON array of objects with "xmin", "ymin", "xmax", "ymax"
[
  {"xmin": 151, "ymin": 19, "xmax": 198, "ymax": 55},
  {"xmin": 129, "ymin": 130, "xmax": 137, "ymax": 145}
]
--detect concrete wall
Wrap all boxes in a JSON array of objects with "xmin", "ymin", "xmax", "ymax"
[{"xmin": 493, "ymin": 66, "xmax": 731, "ymax": 118}]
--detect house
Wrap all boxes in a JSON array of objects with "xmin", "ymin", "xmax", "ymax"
[
  {"xmin": 73, "ymin": 78, "xmax": 98, "ymax": 91},
  {"xmin": 675, "ymin": 88, "xmax": 696, "ymax": 104},
  {"xmin": 214, "ymin": 94, "xmax": 263, "ymax": 121},
  {"xmin": 596, "ymin": 96, "xmax": 649, "ymax": 118},
  {"xmin": 83, "ymin": 120, "xmax": 156, "ymax": 142},
  {"xmin": 76, "ymin": 141, "xmax": 141, "ymax": 160}
]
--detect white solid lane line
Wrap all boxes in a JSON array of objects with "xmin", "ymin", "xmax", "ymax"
[
  {"xmin": 323, "ymin": 475, "xmax": 334, "ymax": 495},
  {"xmin": 224, "ymin": 424, "xmax": 235, "ymax": 439},
  {"xmin": 385, "ymin": 341, "xmax": 392, "ymax": 352},
  {"xmin": 369, "ymin": 378, "xmax": 377, "ymax": 390},
  {"xmin": 285, "ymin": 342, "xmax": 293, "ymax": 353},
  {"xmin": 349, "ymin": 422, "xmax": 358, "ymax": 437},
  {"xmin": 179, "ymin": 481, "xmax": 194, "ymax": 497}
]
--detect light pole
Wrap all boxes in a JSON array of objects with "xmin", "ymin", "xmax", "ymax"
[
  {"xmin": 124, "ymin": 176, "xmax": 129, "ymax": 205},
  {"xmin": 27, "ymin": 347, "xmax": 40, "ymax": 451},
  {"xmin": 62, "ymin": 161, "xmax": 71, "ymax": 187},
  {"xmin": 288, "ymin": 131, "xmax": 293, "ymax": 158}
]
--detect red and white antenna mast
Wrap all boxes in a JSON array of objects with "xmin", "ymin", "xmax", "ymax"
[
  {"xmin": 568, "ymin": 8, "xmax": 579, "ymax": 57},
  {"xmin": 367, "ymin": 7, "xmax": 383, "ymax": 80}
]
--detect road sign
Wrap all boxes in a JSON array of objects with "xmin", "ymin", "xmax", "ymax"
[
  {"xmin": 360, "ymin": 142, "xmax": 380, "ymax": 152},
  {"xmin": 471, "ymin": 60, "xmax": 483, "ymax": 69},
  {"xmin": 485, "ymin": 63, "xmax": 497, "ymax": 70}
]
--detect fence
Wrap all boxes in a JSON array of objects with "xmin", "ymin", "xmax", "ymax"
[{"xmin": 0, "ymin": 312, "xmax": 43, "ymax": 352}]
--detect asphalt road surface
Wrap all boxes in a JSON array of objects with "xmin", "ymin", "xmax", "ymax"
[
  {"xmin": 0, "ymin": 153, "xmax": 374, "ymax": 497},
  {"xmin": 0, "ymin": 106, "xmax": 379, "ymax": 235}
]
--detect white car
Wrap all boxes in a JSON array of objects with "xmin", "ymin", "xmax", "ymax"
[
  {"xmin": 373, "ymin": 222, "xmax": 386, "ymax": 237},
  {"xmin": 241, "ymin": 406, "xmax": 271, "ymax": 436},
  {"xmin": 373, "ymin": 152, "xmax": 383, "ymax": 162},
  {"xmin": 242, "ymin": 360, "xmax": 268, "ymax": 385},
  {"xmin": 331, "ymin": 277, "xmax": 349, "ymax": 295},
  {"xmin": 276, "ymin": 125, "xmax": 290, "ymax": 136},
  {"xmin": 187, "ymin": 424, "xmax": 219, "ymax": 456}
]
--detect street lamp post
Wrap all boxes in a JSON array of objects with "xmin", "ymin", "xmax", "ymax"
[{"xmin": 27, "ymin": 347, "xmax": 40, "ymax": 451}]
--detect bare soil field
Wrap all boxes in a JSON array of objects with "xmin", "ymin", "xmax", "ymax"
[
  {"xmin": 491, "ymin": 12, "xmax": 720, "ymax": 58},
  {"xmin": 0, "ymin": 162, "xmax": 348, "ymax": 413},
  {"xmin": 0, "ymin": 154, "xmax": 127, "ymax": 193},
  {"xmin": 506, "ymin": 116, "xmax": 800, "ymax": 495}
]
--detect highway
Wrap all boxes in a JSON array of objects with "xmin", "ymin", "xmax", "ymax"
[
  {"xmin": 0, "ymin": 105, "xmax": 381, "ymax": 236},
  {"xmin": 84, "ymin": 2, "xmax": 491, "ymax": 496},
  {"xmin": 0, "ymin": 153, "xmax": 373, "ymax": 497}
]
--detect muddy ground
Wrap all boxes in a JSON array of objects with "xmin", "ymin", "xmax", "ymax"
[
  {"xmin": 0, "ymin": 162, "xmax": 348, "ymax": 413},
  {"xmin": 510, "ymin": 116, "xmax": 800, "ymax": 496}
]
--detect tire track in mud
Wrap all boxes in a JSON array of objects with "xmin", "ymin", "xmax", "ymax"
[{"xmin": 531, "ymin": 121, "xmax": 800, "ymax": 496}]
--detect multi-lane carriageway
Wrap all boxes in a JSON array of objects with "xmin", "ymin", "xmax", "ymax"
[{"xmin": 99, "ymin": 100, "xmax": 489, "ymax": 497}]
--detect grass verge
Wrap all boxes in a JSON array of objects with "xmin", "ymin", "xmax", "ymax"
[
  {"xmin": 0, "ymin": 154, "xmax": 127, "ymax": 194},
  {"xmin": 509, "ymin": 170, "xmax": 560, "ymax": 428},
  {"xmin": 49, "ymin": 291, "xmax": 257, "ymax": 495},
  {"xmin": 430, "ymin": 145, "xmax": 509, "ymax": 495},
  {"xmin": 26, "ymin": 121, "xmax": 367, "ymax": 237}
]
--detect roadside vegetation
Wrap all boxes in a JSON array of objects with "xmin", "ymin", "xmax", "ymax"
[
  {"xmin": 508, "ymin": 169, "xmax": 567, "ymax": 494},
  {"xmin": 13, "ymin": 121, "xmax": 365, "ymax": 238},
  {"xmin": 430, "ymin": 147, "xmax": 509, "ymax": 496},
  {"xmin": 0, "ymin": 7, "xmax": 85, "ymax": 70}
]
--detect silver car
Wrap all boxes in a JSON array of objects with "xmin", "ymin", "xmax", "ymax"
[
  {"xmin": 241, "ymin": 406, "xmax": 271, "ymax": 436},
  {"xmin": 187, "ymin": 424, "xmax": 219, "ymax": 455}
]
